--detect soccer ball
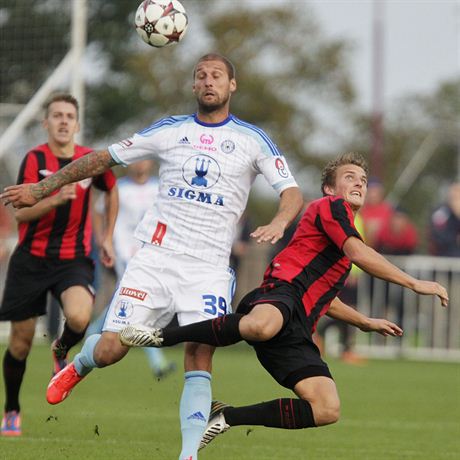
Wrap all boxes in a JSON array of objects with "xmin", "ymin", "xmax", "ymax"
[{"xmin": 134, "ymin": 0, "xmax": 188, "ymax": 48}]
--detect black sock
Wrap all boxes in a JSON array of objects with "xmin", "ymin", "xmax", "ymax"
[
  {"xmin": 163, "ymin": 314, "xmax": 244, "ymax": 346},
  {"xmin": 3, "ymin": 349, "xmax": 26, "ymax": 412},
  {"xmin": 55, "ymin": 322, "xmax": 86, "ymax": 355},
  {"xmin": 224, "ymin": 399, "xmax": 316, "ymax": 429}
]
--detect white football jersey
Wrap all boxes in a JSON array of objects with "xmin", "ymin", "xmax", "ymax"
[{"xmin": 109, "ymin": 114, "xmax": 298, "ymax": 266}]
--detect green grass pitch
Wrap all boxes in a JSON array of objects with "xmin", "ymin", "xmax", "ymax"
[{"xmin": 0, "ymin": 342, "xmax": 459, "ymax": 459}]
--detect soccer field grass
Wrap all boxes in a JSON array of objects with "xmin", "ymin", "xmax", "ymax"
[{"xmin": 0, "ymin": 343, "xmax": 459, "ymax": 460}]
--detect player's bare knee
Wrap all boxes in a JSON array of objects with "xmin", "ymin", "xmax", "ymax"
[
  {"xmin": 244, "ymin": 317, "xmax": 277, "ymax": 341},
  {"xmin": 66, "ymin": 316, "xmax": 90, "ymax": 333},
  {"xmin": 312, "ymin": 400, "xmax": 340, "ymax": 426},
  {"xmin": 8, "ymin": 341, "xmax": 31, "ymax": 361},
  {"xmin": 93, "ymin": 337, "xmax": 126, "ymax": 367}
]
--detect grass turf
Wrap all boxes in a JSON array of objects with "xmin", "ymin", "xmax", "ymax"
[{"xmin": 0, "ymin": 342, "xmax": 459, "ymax": 459}]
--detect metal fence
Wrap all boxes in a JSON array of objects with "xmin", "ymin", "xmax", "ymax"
[
  {"xmin": 0, "ymin": 241, "xmax": 459, "ymax": 362},
  {"xmin": 355, "ymin": 255, "xmax": 460, "ymax": 361}
]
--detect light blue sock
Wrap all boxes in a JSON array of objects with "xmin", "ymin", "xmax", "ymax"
[
  {"xmin": 179, "ymin": 371, "xmax": 212, "ymax": 460},
  {"xmin": 85, "ymin": 308, "xmax": 108, "ymax": 337},
  {"xmin": 143, "ymin": 347, "xmax": 167, "ymax": 374},
  {"xmin": 73, "ymin": 334, "xmax": 101, "ymax": 377}
]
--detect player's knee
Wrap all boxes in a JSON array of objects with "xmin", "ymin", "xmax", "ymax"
[
  {"xmin": 8, "ymin": 341, "xmax": 32, "ymax": 361},
  {"xmin": 313, "ymin": 400, "xmax": 340, "ymax": 426},
  {"xmin": 66, "ymin": 317, "xmax": 90, "ymax": 333},
  {"xmin": 244, "ymin": 317, "xmax": 277, "ymax": 341},
  {"xmin": 93, "ymin": 337, "xmax": 126, "ymax": 367}
]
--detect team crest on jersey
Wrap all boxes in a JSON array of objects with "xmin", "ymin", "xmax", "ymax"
[
  {"xmin": 220, "ymin": 140, "xmax": 235, "ymax": 154},
  {"xmin": 115, "ymin": 300, "xmax": 134, "ymax": 319},
  {"xmin": 182, "ymin": 154, "xmax": 221, "ymax": 189},
  {"xmin": 275, "ymin": 158, "xmax": 289, "ymax": 178}
]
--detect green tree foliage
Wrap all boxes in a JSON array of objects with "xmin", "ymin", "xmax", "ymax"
[
  {"xmin": 0, "ymin": 0, "xmax": 70, "ymax": 104},
  {"xmin": 346, "ymin": 78, "xmax": 460, "ymax": 248}
]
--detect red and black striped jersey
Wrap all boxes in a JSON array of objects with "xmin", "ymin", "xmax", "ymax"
[
  {"xmin": 264, "ymin": 196, "xmax": 362, "ymax": 330},
  {"xmin": 16, "ymin": 143, "xmax": 116, "ymax": 260}
]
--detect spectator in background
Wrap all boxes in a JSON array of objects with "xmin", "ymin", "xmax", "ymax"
[
  {"xmin": 429, "ymin": 182, "xmax": 460, "ymax": 257},
  {"xmin": 374, "ymin": 207, "xmax": 419, "ymax": 328},
  {"xmin": 90, "ymin": 160, "xmax": 176, "ymax": 379},
  {"xmin": 360, "ymin": 178, "xmax": 393, "ymax": 248},
  {"xmin": 374, "ymin": 206, "xmax": 418, "ymax": 256},
  {"xmin": 230, "ymin": 212, "xmax": 252, "ymax": 273}
]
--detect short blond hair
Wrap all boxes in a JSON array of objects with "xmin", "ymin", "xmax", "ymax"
[
  {"xmin": 321, "ymin": 152, "xmax": 369, "ymax": 196},
  {"xmin": 44, "ymin": 93, "xmax": 79, "ymax": 119}
]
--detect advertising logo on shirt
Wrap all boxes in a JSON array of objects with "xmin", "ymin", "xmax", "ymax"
[
  {"xmin": 167, "ymin": 154, "xmax": 225, "ymax": 206},
  {"xmin": 182, "ymin": 154, "xmax": 221, "ymax": 189}
]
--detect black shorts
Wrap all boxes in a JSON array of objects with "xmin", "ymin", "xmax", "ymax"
[
  {"xmin": 236, "ymin": 279, "xmax": 333, "ymax": 390},
  {"xmin": 0, "ymin": 247, "xmax": 95, "ymax": 322}
]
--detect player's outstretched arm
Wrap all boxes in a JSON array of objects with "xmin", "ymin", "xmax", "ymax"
[
  {"xmin": 343, "ymin": 236, "xmax": 449, "ymax": 307},
  {"xmin": 250, "ymin": 187, "xmax": 303, "ymax": 244},
  {"xmin": 328, "ymin": 297, "xmax": 403, "ymax": 337},
  {"xmin": 1, "ymin": 150, "xmax": 116, "ymax": 209}
]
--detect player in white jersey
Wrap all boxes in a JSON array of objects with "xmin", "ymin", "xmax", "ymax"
[
  {"xmin": 2, "ymin": 53, "xmax": 304, "ymax": 460},
  {"xmin": 90, "ymin": 160, "xmax": 176, "ymax": 378}
]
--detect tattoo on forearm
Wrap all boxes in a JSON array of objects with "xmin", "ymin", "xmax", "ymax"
[{"xmin": 32, "ymin": 150, "xmax": 116, "ymax": 199}]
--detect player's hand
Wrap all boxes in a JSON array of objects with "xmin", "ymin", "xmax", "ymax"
[
  {"xmin": 100, "ymin": 238, "xmax": 115, "ymax": 268},
  {"xmin": 53, "ymin": 184, "xmax": 77, "ymax": 206},
  {"xmin": 412, "ymin": 280, "xmax": 449, "ymax": 307},
  {"xmin": 361, "ymin": 318, "xmax": 403, "ymax": 337},
  {"xmin": 250, "ymin": 221, "xmax": 286, "ymax": 244},
  {"xmin": 1, "ymin": 184, "xmax": 39, "ymax": 208}
]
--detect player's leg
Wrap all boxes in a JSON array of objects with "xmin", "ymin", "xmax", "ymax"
[
  {"xmin": 199, "ymin": 376, "xmax": 339, "ymax": 450},
  {"xmin": 50, "ymin": 286, "xmax": 93, "ymax": 375},
  {"xmin": 179, "ymin": 342, "xmax": 213, "ymax": 460},
  {"xmin": 50, "ymin": 257, "xmax": 96, "ymax": 374},
  {"xmin": 293, "ymin": 375, "xmax": 340, "ymax": 425},
  {"xmin": 143, "ymin": 347, "xmax": 176, "ymax": 379},
  {"xmin": 120, "ymin": 298, "xmax": 284, "ymax": 348},
  {"xmin": 173, "ymin": 256, "xmax": 236, "ymax": 460},
  {"xmin": 0, "ymin": 249, "xmax": 50, "ymax": 436},
  {"xmin": 1, "ymin": 318, "xmax": 36, "ymax": 436},
  {"xmin": 46, "ymin": 331, "xmax": 129, "ymax": 404},
  {"xmin": 47, "ymin": 244, "xmax": 173, "ymax": 404}
]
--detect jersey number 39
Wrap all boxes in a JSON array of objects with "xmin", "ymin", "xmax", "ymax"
[{"xmin": 203, "ymin": 294, "xmax": 227, "ymax": 317}]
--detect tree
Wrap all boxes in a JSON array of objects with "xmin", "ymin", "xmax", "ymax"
[{"xmin": 345, "ymin": 77, "xmax": 460, "ymax": 250}]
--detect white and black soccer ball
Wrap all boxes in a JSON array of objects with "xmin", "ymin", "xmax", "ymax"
[{"xmin": 134, "ymin": 0, "xmax": 188, "ymax": 48}]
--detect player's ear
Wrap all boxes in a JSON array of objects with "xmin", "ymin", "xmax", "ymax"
[
  {"xmin": 75, "ymin": 121, "xmax": 81, "ymax": 134},
  {"xmin": 323, "ymin": 184, "xmax": 335, "ymax": 196},
  {"xmin": 229, "ymin": 78, "xmax": 237, "ymax": 94}
]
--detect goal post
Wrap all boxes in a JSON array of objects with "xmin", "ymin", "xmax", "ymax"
[{"xmin": 0, "ymin": 0, "xmax": 88, "ymax": 167}]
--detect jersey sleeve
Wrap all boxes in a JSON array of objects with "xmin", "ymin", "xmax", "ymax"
[
  {"xmin": 16, "ymin": 152, "xmax": 39, "ymax": 185},
  {"xmin": 251, "ymin": 127, "xmax": 299, "ymax": 195},
  {"xmin": 108, "ymin": 117, "xmax": 176, "ymax": 166},
  {"xmin": 318, "ymin": 197, "xmax": 362, "ymax": 249}
]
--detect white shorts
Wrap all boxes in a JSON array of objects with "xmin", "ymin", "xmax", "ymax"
[{"xmin": 103, "ymin": 243, "xmax": 236, "ymax": 332}]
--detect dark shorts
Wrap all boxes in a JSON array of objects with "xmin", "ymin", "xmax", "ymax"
[
  {"xmin": 0, "ymin": 247, "xmax": 95, "ymax": 322},
  {"xmin": 236, "ymin": 279, "xmax": 333, "ymax": 390}
]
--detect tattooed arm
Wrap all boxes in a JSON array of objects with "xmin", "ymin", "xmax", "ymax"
[{"xmin": 1, "ymin": 150, "xmax": 117, "ymax": 208}]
